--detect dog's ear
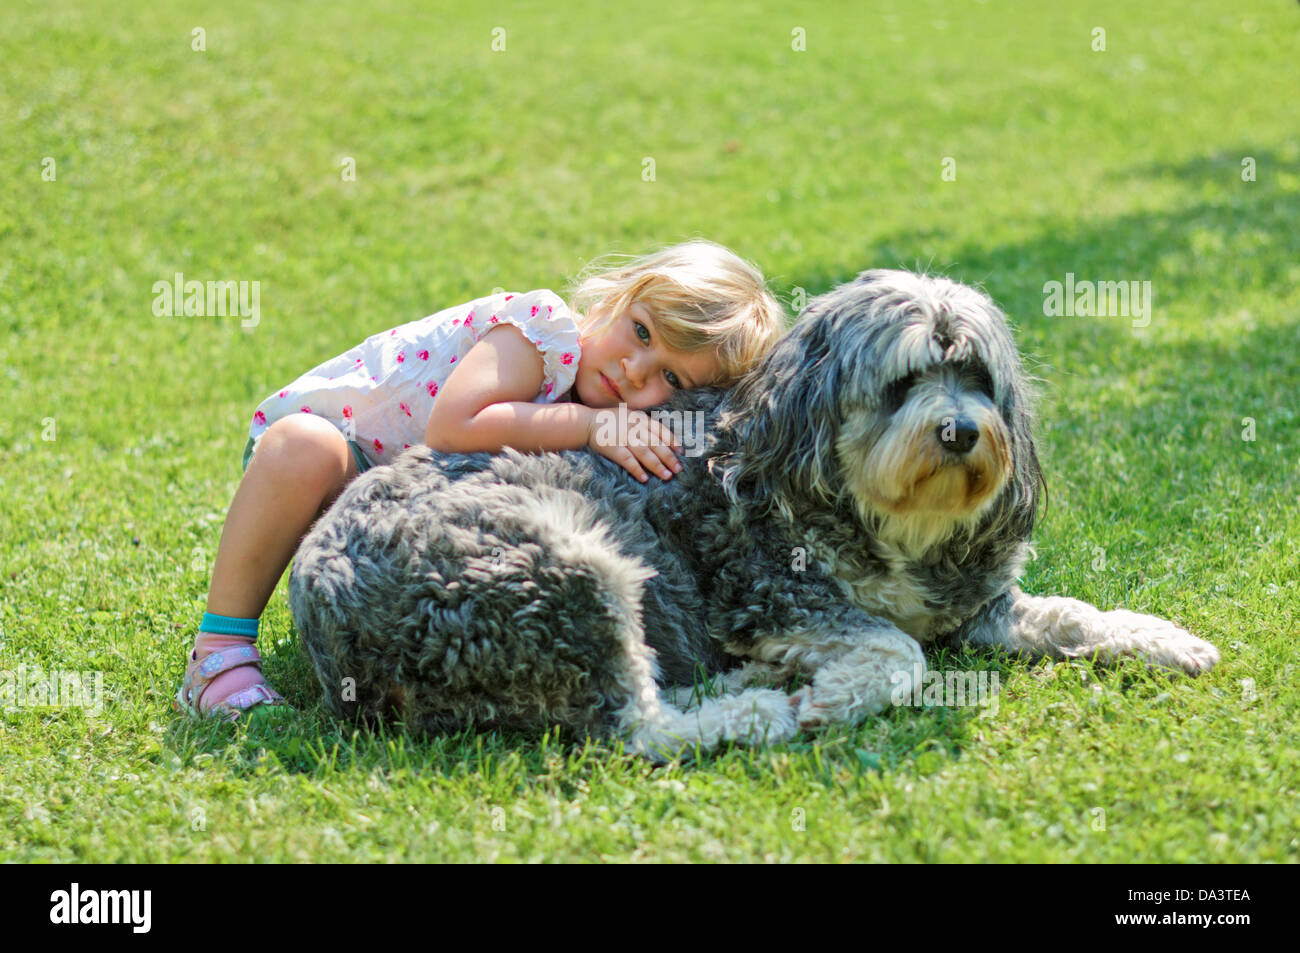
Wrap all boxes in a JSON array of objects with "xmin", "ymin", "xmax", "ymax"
[
  {"xmin": 983, "ymin": 348, "xmax": 1046, "ymax": 541},
  {"xmin": 1007, "ymin": 383, "xmax": 1046, "ymax": 536},
  {"xmin": 717, "ymin": 308, "xmax": 843, "ymax": 514}
]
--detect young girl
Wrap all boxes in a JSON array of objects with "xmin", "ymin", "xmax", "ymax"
[{"xmin": 177, "ymin": 240, "xmax": 787, "ymax": 721}]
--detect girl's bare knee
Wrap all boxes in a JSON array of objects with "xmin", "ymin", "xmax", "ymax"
[{"xmin": 257, "ymin": 415, "xmax": 354, "ymax": 493}]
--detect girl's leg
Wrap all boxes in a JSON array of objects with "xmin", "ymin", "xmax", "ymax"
[
  {"xmin": 206, "ymin": 414, "xmax": 358, "ymax": 619},
  {"xmin": 181, "ymin": 414, "xmax": 358, "ymax": 717}
]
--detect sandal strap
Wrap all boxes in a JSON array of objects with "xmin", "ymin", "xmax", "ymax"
[
  {"xmin": 182, "ymin": 644, "xmax": 267, "ymax": 712},
  {"xmin": 196, "ymin": 643, "xmax": 263, "ymax": 678},
  {"xmin": 212, "ymin": 683, "xmax": 285, "ymax": 715}
]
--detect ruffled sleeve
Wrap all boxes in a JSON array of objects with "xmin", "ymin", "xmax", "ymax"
[{"xmin": 468, "ymin": 289, "xmax": 582, "ymax": 401}]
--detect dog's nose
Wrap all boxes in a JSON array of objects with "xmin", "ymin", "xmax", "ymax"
[{"xmin": 938, "ymin": 416, "xmax": 980, "ymax": 454}]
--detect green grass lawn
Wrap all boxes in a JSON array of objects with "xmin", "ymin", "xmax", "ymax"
[{"xmin": 1, "ymin": 0, "xmax": 1297, "ymax": 862}]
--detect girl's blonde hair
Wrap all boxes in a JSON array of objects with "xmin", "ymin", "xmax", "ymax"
[{"xmin": 568, "ymin": 240, "xmax": 787, "ymax": 387}]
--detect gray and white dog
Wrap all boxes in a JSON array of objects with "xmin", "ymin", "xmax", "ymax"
[{"xmin": 289, "ymin": 270, "xmax": 1219, "ymax": 760}]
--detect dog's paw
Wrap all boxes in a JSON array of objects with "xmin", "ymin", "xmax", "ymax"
[
  {"xmin": 791, "ymin": 641, "xmax": 923, "ymax": 729},
  {"xmin": 790, "ymin": 685, "xmax": 824, "ymax": 728},
  {"xmin": 790, "ymin": 684, "xmax": 867, "ymax": 729},
  {"xmin": 722, "ymin": 688, "xmax": 799, "ymax": 745},
  {"xmin": 1101, "ymin": 610, "xmax": 1221, "ymax": 675}
]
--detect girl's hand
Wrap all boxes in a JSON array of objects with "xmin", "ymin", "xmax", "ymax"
[{"xmin": 586, "ymin": 409, "xmax": 683, "ymax": 482}]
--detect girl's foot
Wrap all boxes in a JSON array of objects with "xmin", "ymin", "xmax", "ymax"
[{"xmin": 175, "ymin": 632, "xmax": 287, "ymax": 721}]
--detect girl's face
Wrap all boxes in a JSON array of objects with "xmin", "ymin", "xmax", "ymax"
[{"xmin": 574, "ymin": 302, "xmax": 721, "ymax": 409}]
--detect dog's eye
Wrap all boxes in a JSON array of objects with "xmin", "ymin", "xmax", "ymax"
[
  {"xmin": 954, "ymin": 361, "xmax": 995, "ymax": 400},
  {"xmin": 883, "ymin": 372, "xmax": 916, "ymax": 414}
]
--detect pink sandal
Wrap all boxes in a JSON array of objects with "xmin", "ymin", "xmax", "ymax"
[{"xmin": 174, "ymin": 643, "xmax": 287, "ymax": 721}]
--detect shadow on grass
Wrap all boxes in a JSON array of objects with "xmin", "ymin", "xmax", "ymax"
[{"xmin": 790, "ymin": 145, "xmax": 1299, "ymax": 336}]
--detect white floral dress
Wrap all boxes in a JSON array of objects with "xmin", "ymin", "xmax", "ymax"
[{"xmin": 245, "ymin": 289, "xmax": 581, "ymax": 469}]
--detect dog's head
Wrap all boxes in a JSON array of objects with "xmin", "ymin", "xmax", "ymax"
[{"xmin": 718, "ymin": 270, "xmax": 1043, "ymax": 553}]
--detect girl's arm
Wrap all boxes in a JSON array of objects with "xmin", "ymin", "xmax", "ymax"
[
  {"xmin": 425, "ymin": 324, "xmax": 681, "ymax": 481},
  {"xmin": 425, "ymin": 324, "xmax": 593, "ymax": 453}
]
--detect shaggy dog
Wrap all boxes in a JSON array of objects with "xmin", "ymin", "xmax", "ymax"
[{"xmin": 289, "ymin": 270, "xmax": 1219, "ymax": 760}]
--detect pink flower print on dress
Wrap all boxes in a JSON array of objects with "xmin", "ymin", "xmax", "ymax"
[
  {"xmin": 546, "ymin": 305, "xmax": 553, "ymax": 316},
  {"xmin": 253, "ymin": 410, "xmax": 267, "ymax": 426},
  {"xmin": 400, "ymin": 402, "xmax": 412, "ymax": 417},
  {"xmin": 530, "ymin": 305, "xmax": 538, "ymax": 317},
  {"xmin": 561, "ymin": 353, "xmax": 574, "ymax": 365},
  {"xmin": 545, "ymin": 382, "xmax": 554, "ymax": 396},
  {"xmin": 505, "ymin": 295, "xmax": 514, "ymax": 301},
  {"xmin": 372, "ymin": 438, "xmax": 384, "ymax": 453},
  {"xmin": 418, "ymin": 350, "xmax": 429, "ymax": 360},
  {"xmin": 452, "ymin": 317, "xmax": 461, "ymax": 327},
  {"xmin": 279, "ymin": 390, "xmax": 288, "ymax": 398},
  {"xmin": 301, "ymin": 406, "xmax": 312, "ymax": 414},
  {"xmin": 465, "ymin": 312, "xmax": 474, "ymax": 326},
  {"xmin": 426, "ymin": 381, "xmax": 438, "ymax": 397},
  {"xmin": 449, "ymin": 356, "xmax": 456, "ymax": 364},
  {"xmin": 489, "ymin": 314, "xmax": 498, "ymax": 324},
  {"xmin": 396, "ymin": 352, "xmax": 405, "ymax": 363},
  {"xmin": 403, "ymin": 443, "xmax": 411, "ymax": 450},
  {"xmin": 390, "ymin": 329, "xmax": 396, "ymax": 336},
  {"xmin": 342, "ymin": 406, "xmax": 352, "ymax": 419}
]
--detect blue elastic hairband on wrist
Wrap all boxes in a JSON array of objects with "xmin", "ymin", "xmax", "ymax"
[{"xmin": 200, "ymin": 612, "xmax": 260, "ymax": 639}]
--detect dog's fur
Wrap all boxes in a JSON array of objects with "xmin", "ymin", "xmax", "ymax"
[{"xmin": 289, "ymin": 270, "xmax": 1219, "ymax": 760}]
